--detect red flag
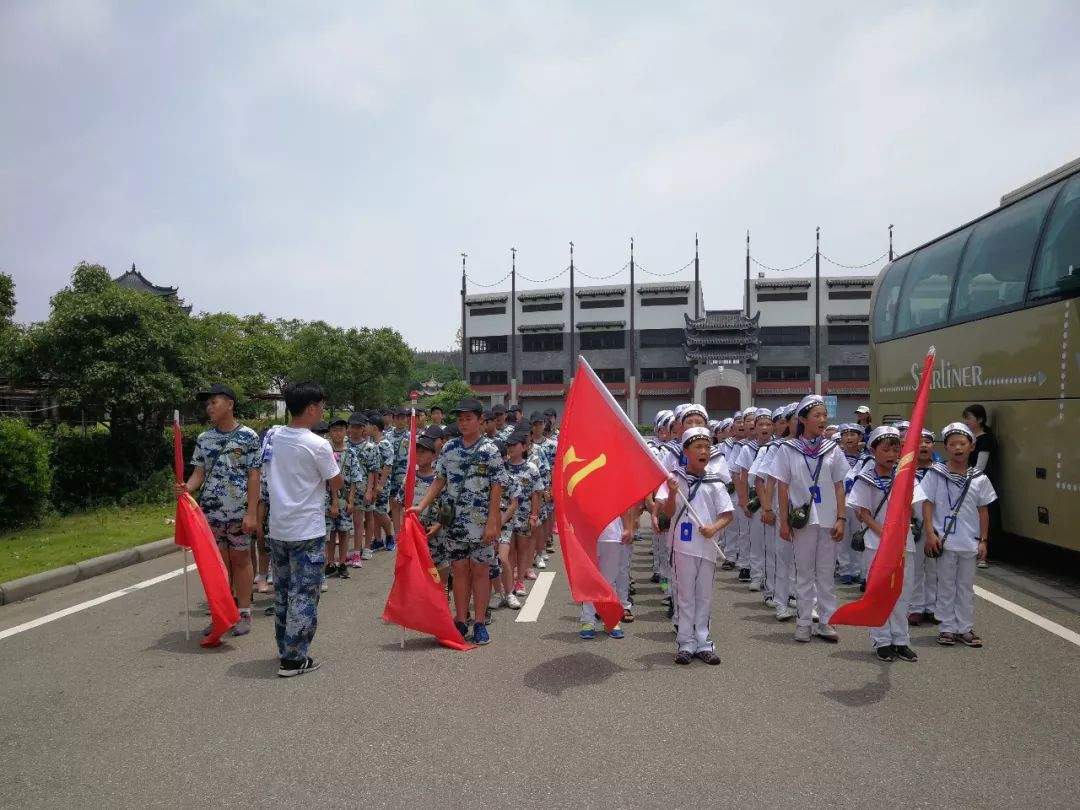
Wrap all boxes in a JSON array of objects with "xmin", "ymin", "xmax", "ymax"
[
  {"xmin": 402, "ymin": 393, "xmax": 419, "ymax": 510},
  {"xmin": 382, "ymin": 512, "xmax": 473, "ymax": 651},
  {"xmin": 832, "ymin": 346, "xmax": 937, "ymax": 627},
  {"xmin": 554, "ymin": 357, "xmax": 669, "ymax": 631},
  {"xmin": 172, "ymin": 413, "xmax": 240, "ymax": 646}
]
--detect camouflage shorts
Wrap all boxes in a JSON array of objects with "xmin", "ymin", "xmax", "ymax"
[
  {"xmin": 373, "ymin": 486, "xmax": 391, "ymax": 515},
  {"xmin": 427, "ymin": 530, "xmax": 451, "ymax": 568},
  {"xmin": 389, "ymin": 474, "xmax": 407, "ymax": 502},
  {"xmin": 539, "ymin": 502, "xmax": 555, "ymax": 523},
  {"xmin": 447, "ymin": 536, "xmax": 497, "ymax": 566},
  {"xmin": 210, "ymin": 520, "xmax": 252, "ymax": 552},
  {"xmin": 325, "ymin": 510, "xmax": 354, "ymax": 534}
]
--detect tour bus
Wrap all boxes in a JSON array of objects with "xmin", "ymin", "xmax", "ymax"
[{"xmin": 870, "ymin": 159, "xmax": 1080, "ymax": 552}]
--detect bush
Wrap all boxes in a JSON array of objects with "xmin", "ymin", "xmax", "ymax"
[
  {"xmin": 118, "ymin": 467, "xmax": 175, "ymax": 507},
  {"xmin": 0, "ymin": 417, "xmax": 52, "ymax": 530},
  {"xmin": 50, "ymin": 424, "xmax": 112, "ymax": 510}
]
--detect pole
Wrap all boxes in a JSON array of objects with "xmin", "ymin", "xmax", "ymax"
[
  {"xmin": 629, "ymin": 238, "xmax": 635, "ymax": 377},
  {"xmin": 745, "ymin": 231, "xmax": 751, "ymax": 317},
  {"xmin": 693, "ymin": 233, "xmax": 700, "ymax": 320},
  {"xmin": 175, "ymin": 408, "xmax": 191, "ymax": 642},
  {"xmin": 569, "ymin": 241, "xmax": 576, "ymax": 379},
  {"xmin": 460, "ymin": 253, "xmax": 468, "ymax": 383},
  {"xmin": 888, "ymin": 224, "xmax": 894, "ymax": 261},
  {"xmin": 814, "ymin": 227, "xmax": 821, "ymax": 395},
  {"xmin": 510, "ymin": 247, "xmax": 517, "ymax": 398}
]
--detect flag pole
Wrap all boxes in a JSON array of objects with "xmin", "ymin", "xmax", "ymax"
[
  {"xmin": 175, "ymin": 409, "xmax": 191, "ymax": 642},
  {"xmin": 400, "ymin": 389, "xmax": 420, "ymax": 651}
]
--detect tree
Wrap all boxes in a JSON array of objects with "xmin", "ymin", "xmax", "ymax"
[
  {"xmin": 0, "ymin": 272, "xmax": 15, "ymax": 322},
  {"xmin": 192, "ymin": 312, "xmax": 292, "ymax": 416},
  {"xmin": 0, "ymin": 272, "xmax": 20, "ymax": 378},
  {"xmin": 17, "ymin": 262, "xmax": 201, "ymax": 490},
  {"xmin": 424, "ymin": 379, "xmax": 474, "ymax": 417}
]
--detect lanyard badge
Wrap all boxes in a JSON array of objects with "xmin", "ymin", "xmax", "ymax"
[
  {"xmin": 943, "ymin": 515, "xmax": 957, "ymax": 537},
  {"xmin": 679, "ymin": 522, "xmax": 693, "ymax": 542},
  {"xmin": 809, "ymin": 485, "xmax": 822, "ymax": 504}
]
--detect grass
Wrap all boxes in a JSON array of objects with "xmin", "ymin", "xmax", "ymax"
[{"xmin": 0, "ymin": 503, "xmax": 175, "ymax": 584}]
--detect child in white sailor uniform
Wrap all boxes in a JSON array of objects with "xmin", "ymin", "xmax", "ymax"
[
  {"xmin": 761, "ymin": 403, "xmax": 799, "ymax": 621},
  {"xmin": 726, "ymin": 407, "xmax": 757, "ymax": 582},
  {"xmin": 921, "ymin": 422, "xmax": 997, "ymax": 648},
  {"xmin": 579, "ymin": 514, "xmax": 630, "ymax": 640},
  {"xmin": 771, "ymin": 395, "xmax": 850, "ymax": 643},
  {"xmin": 647, "ymin": 410, "xmax": 676, "ymax": 585},
  {"xmin": 836, "ymin": 424, "xmax": 865, "ymax": 586},
  {"xmin": 751, "ymin": 407, "xmax": 787, "ymax": 608},
  {"xmin": 848, "ymin": 426, "xmax": 926, "ymax": 662},
  {"xmin": 908, "ymin": 428, "xmax": 939, "ymax": 625},
  {"xmin": 657, "ymin": 426, "xmax": 735, "ymax": 665},
  {"xmin": 734, "ymin": 407, "xmax": 773, "ymax": 591}
]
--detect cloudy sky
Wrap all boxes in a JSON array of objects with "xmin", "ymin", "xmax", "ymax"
[{"xmin": 2, "ymin": 1, "xmax": 1078, "ymax": 349}]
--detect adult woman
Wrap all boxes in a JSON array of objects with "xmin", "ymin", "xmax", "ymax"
[{"xmin": 962, "ymin": 404, "xmax": 999, "ymax": 569}]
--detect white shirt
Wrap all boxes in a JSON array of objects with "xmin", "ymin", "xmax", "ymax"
[
  {"xmin": 266, "ymin": 427, "xmax": 339, "ymax": 542},
  {"xmin": 657, "ymin": 475, "xmax": 734, "ymax": 562},
  {"xmin": 919, "ymin": 467, "xmax": 997, "ymax": 554},
  {"xmin": 728, "ymin": 441, "xmax": 757, "ymax": 475},
  {"xmin": 598, "ymin": 516, "xmax": 624, "ymax": 544},
  {"xmin": 848, "ymin": 475, "xmax": 928, "ymax": 552},
  {"xmin": 705, "ymin": 447, "xmax": 732, "ymax": 480},
  {"xmin": 768, "ymin": 440, "xmax": 850, "ymax": 527}
]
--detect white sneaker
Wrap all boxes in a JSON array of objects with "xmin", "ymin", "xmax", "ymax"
[
  {"xmin": 505, "ymin": 593, "xmax": 522, "ymax": 609},
  {"xmin": 320, "ymin": 579, "xmax": 329, "ymax": 593},
  {"xmin": 811, "ymin": 607, "xmax": 820, "ymax": 623},
  {"xmin": 748, "ymin": 578, "xmax": 762, "ymax": 592},
  {"xmin": 814, "ymin": 623, "xmax": 839, "ymax": 642},
  {"xmin": 775, "ymin": 605, "xmax": 796, "ymax": 622},
  {"xmin": 788, "ymin": 595, "xmax": 797, "ymax": 607},
  {"xmin": 535, "ymin": 556, "xmax": 548, "ymax": 570},
  {"xmin": 794, "ymin": 624, "xmax": 811, "ymax": 642},
  {"xmin": 361, "ymin": 548, "xmax": 373, "ymax": 560},
  {"xmin": 764, "ymin": 596, "xmax": 778, "ymax": 609},
  {"xmin": 489, "ymin": 592, "xmax": 504, "ymax": 610}
]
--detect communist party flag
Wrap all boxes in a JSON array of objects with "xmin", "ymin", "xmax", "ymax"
[
  {"xmin": 832, "ymin": 346, "xmax": 937, "ymax": 627},
  {"xmin": 554, "ymin": 357, "xmax": 669, "ymax": 631},
  {"xmin": 172, "ymin": 415, "xmax": 240, "ymax": 647},
  {"xmin": 382, "ymin": 396, "xmax": 473, "ymax": 651}
]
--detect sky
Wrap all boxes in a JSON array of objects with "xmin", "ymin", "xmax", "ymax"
[{"xmin": 2, "ymin": 1, "xmax": 1079, "ymax": 350}]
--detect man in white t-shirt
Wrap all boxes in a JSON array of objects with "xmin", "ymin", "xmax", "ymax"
[{"xmin": 249, "ymin": 381, "xmax": 342, "ymax": 678}]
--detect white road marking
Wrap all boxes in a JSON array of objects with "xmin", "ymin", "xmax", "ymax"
[
  {"xmin": 0, "ymin": 563, "xmax": 197, "ymax": 643},
  {"xmin": 515, "ymin": 572, "xmax": 556, "ymax": 622},
  {"xmin": 975, "ymin": 585, "xmax": 1080, "ymax": 648}
]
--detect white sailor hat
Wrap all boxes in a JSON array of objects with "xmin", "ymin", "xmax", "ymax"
[
  {"xmin": 681, "ymin": 403, "xmax": 708, "ymax": 422},
  {"xmin": 826, "ymin": 424, "xmax": 839, "ymax": 432},
  {"xmin": 672, "ymin": 404, "xmax": 692, "ymax": 422},
  {"xmin": 681, "ymin": 426, "xmax": 712, "ymax": 447},
  {"xmin": 783, "ymin": 402, "xmax": 799, "ymax": 418},
  {"xmin": 796, "ymin": 394, "xmax": 826, "ymax": 416},
  {"xmin": 941, "ymin": 422, "xmax": 974, "ymax": 443},
  {"xmin": 654, "ymin": 409, "xmax": 674, "ymax": 428},
  {"xmin": 838, "ymin": 423, "xmax": 862, "ymax": 435},
  {"xmin": 719, "ymin": 417, "xmax": 733, "ymax": 430},
  {"xmin": 753, "ymin": 407, "xmax": 772, "ymax": 420},
  {"xmin": 921, "ymin": 428, "xmax": 937, "ymax": 441},
  {"xmin": 855, "ymin": 405, "xmax": 871, "ymax": 415},
  {"xmin": 867, "ymin": 425, "xmax": 901, "ymax": 447},
  {"xmin": 707, "ymin": 419, "xmax": 720, "ymax": 430},
  {"xmin": 892, "ymin": 420, "xmax": 911, "ymax": 431},
  {"xmin": 771, "ymin": 407, "xmax": 787, "ymax": 420}
]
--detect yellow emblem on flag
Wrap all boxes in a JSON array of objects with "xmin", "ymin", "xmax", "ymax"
[
  {"xmin": 897, "ymin": 451, "xmax": 914, "ymax": 471},
  {"xmin": 428, "ymin": 567, "xmax": 440, "ymax": 583},
  {"xmin": 562, "ymin": 446, "xmax": 608, "ymax": 497}
]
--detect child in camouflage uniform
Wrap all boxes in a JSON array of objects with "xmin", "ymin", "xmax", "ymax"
[
  {"xmin": 411, "ymin": 398, "xmax": 509, "ymax": 646},
  {"xmin": 344, "ymin": 413, "xmax": 369, "ymax": 567},
  {"xmin": 403, "ymin": 431, "xmax": 451, "ymax": 583},
  {"xmin": 503, "ymin": 429, "xmax": 541, "ymax": 607},
  {"xmin": 180, "ymin": 384, "xmax": 260, "ymax": 637},
  {"xmin": 324, "ymin": 419, "xmax": 355, "ymax": 580},
  {"xmin": 389, "ymin": 407, "xmax": 411, "ymax": 540},
  {"xmin": 369, "ymin": 415, "xmax": 395, "ymax": 551}
]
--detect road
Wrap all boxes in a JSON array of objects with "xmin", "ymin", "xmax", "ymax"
[{"xmin": 1, "ymin": 533, "xmax": 1078, "ymax": 809}]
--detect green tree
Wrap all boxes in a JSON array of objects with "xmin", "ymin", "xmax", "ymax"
[
  {"xmin": 424, "ymin": 379, "xmax": 474, "ymax": 418},
  {"xmin": 0, "ymin": 272, "xmax": 15, "ymax": 322},
  {"xmin": 407, "ymin": 359, "xmax": 463, "ymax": 391},
  {"xmin": 17, "ymin": 262, "xmax": 201, "ymax": 492},
  {"xmin": 0, "ymin": 272, "xmax": 20, "ymax": 378},
  {"xmin": 192, "ymin": 312, "xmax": 293, "ymax": 416}
]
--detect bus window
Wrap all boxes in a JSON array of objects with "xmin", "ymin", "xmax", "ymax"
[
  {"xmin": 871, "ymin": 255, "xmax": 911, "ymax": 341},
  {"xmin": 1029, "ymin": 174, "xmax": 1080, "ymax": 301},
  {"xmin": 952, "ymin": 185, "xmax": 1058, "ymax": 319},
  {"xmin": 893, "ymin": 228, "xmax": 969, "ymax": 335}
]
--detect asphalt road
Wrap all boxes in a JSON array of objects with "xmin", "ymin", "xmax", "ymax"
[{"xmin": 1, "ymin": 533, "xmax": 1078, "ymax": 809}]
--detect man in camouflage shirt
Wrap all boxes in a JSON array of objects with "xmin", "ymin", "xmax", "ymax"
[
  {"xmin": 411, "ymin": 398, "xmax": 508, "ymax": 646},
  {"xmin": 389, "ymin": 407, "xmax": 411, "ymax": 541},
  {"xmin": 178, "ymin": 383, "xmax": 260, "ymax": 637}
]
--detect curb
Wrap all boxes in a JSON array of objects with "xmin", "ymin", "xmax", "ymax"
[{"xmin": 0, "ymin": 537, "xmax": 179, "ymax": 606}]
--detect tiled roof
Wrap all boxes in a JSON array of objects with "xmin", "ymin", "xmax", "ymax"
[
  {"xmin": 576, "ymin": 286, "xmax": 626, "ymax": 298},
  {"xmin": 465, "ymin": 294, "xmax": 509, "ymax": 305},
  {"xmin": 638, "ymin": 381, "xmax": 692, "ymax": 395},
  {"xmin": 517, "ymin": 323, "xmax": 564, "ymax": 332},
  {"xmin": 754, "ymin": 279, "xmax": 811, "ymax": 289},
  {"xmin": 637, "ymin": 283, "xmax": 691, "ymax": 294},
  {"xmin": 685, "ymin": 333, "xmax": 757, "ymax": 346},
  {"xmin": 577, "ymin": 320, "xmax": 625, "ymax": 330},
  {"xmin": 685, "ymin": 309, "xmax": 758, "ymax": 330},
  {"xmin": 518, "ymin": 291, "xmax": 565, "ymax": 302},
  {"xmin": 825, "ymin": 277, "xmax": 876, "ymax": 287}
]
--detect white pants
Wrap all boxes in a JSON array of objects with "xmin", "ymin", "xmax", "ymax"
[
  {"xmin": 793, "ymin": 524, "xmax": 839, "ymax": 628},
  {"xmin": 836, "ymin": 506, "xmax": 861, "ymax": 578},
  {"xmin": 748, "ymin": 512, "xmax": 766, "ymax": 582},
  {"xmin": 659, "ymin": 529, "xmax": 673, "ymax": 580},
  {"xmin": 763, "ymin": 520, "xmax": 777, "ymax": 599},
  {"xmin": 910, "ymin": 548, "xmax": 938, "ymax": 614},
  {"xmin": 651, "ymin": 530, "xmax": 663, "ymax": 576},
  {"xmin": 774, "ymin": 529, "xmax": 796, "ymax": 606},
  {"xmin": 733, "ymin": 511, "xmax": 751, "ymax": 568},
  {"xmin": 936, "ymin": 548, "xmax": 977, "ymax": 635},
  {"xmin": 617, "ymin": 541, "xmax": 632, "ymax": 609},
  {"xmin": 673, "ymin": 552, "xmax": 715, "ymax": 652},
  {"xmin": 866, "ymin": 546, "xmax": 914, "ymax": 648},
  {"xmin": 581, "ymin": 542, "xmax": 624, "ymax": 625}
]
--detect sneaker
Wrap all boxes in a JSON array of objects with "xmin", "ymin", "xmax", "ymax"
[
  {"xmin": 608, "ymin": 625, "xmax": 625, "ymax": 639},
  {"xmin": 489, "ymin": 591, "xmax": 504, "ymax": 610},
  {"xmin": 674, "ymin": 650, "xmax": 693, "ymax": 665},
  {"xmin": 579, "ymin": 624, "xmax": 596, "ymax": 640},
  {"xmin": 859, "ymin": 582, "xmax": 866, "ymax": 593},
  {"xmin": 775, "ymin": 605, "xmax": 796, "ymax": 622},
  {"xmin": 976, "ymin": 559, "xmax": 989, "ymax": 569},
  {"xmin": 371, "ymin": 539, "xmax": 385, "ymax": 551},
  {"xmin": 454, "ymin": 620, "xmax": 469, "ymax": 639},
  {"xmin": 922, "ymin": 610, "xmax": 940, "ymax": 625},
  {"xmin": 254, "ymin": 575, "xmax": 271, "ymax": 594},
  {"xmin": 875, "ymin": 645, "xmax": 895, "ymax": 662},
  {"xmin": 720, "ymin": 560, "xmax": 736, "ymax": 571},
  {"xmin": 324, "ymin": 563, "xmax": 339, "ymax": 578},
  {"xmin": 958, "ymin": 631, "xmax": 983, "ymax": 648},
  {"xmin": 320, "ymin": 579, "xmax": 328, "ymax": 593},
  {"xmin": 814, "ymin": 623, "xmax": 839, "ymax": 643},
  {"xmin": 337, "ymin": 564, "xmax": 350, "ymax": 580},
  {"xmin": 839, "ymin": 574, "xmax": 854, "ymax": 585},
  {"xmin": 788, "ymin": 595, "xmax": 797, "ymax": 608},
  {"xmin": 748, "ymin": 578, "xmax": 762, "ymax": 592},
  {"xmin": 893, "ymin": 645, "xmax": 919, "ymax": 662},
  {"xmin": 263, "ymin": 604, "xmax": 275, "ymax": 616},
  {"xmin": 277, "ymin": 657, "xmax": 320, "ymax": 678},
  {"xmin": 535, "ymin": 556, "xmax": 548, "ymax": 570},
  {"xmin": 525, "ymin": 569, "xmax": 538, "ymax": 580},
  {"xmin": 738, "ymin": 567, "xmax": 751, "ymax": 582},
  {"xmin": 232, "ymin": 613, "xmax": 252, "ymax": 636},
  {"xmin": 937, "ymin": 631, "xmax": 956, "ymax": 646},
  {"xmin": 659, "ymin": 579, "xmax": 670, "ymax": 593},
  {"xmin": 661, "ymin": 595, "xmax": 672, "ymax": 607},
  {"xmin": 346, "ymin": 551, "xmax": 363, "ymax": 568},
  {"xmin": 513, "ymin": 581, "xmax": 526, "ymax": 597},
  {"xmin": 361, "ymin": 548, "xmax": 374, "ymax": 560},
  {"xmin": 622, "ymin": 608, "xmax": 635, "ymax": 623},
  {"xmin": 650, "ymin": 572, "xmax": 661, "ymax": 583},
  {"xmin": 385, "ymin": 538, "xmax": 396, "ymax": 552},
  {"xmin": 907, "ymin": 612, "xmax": 922, "ymax": 626},
  {"xmin": 505, "ymin": 593, "xmax": 522, "ymax": 610},
  {"xmin": 695, "ymin": 649, "xmax": 721, "ymax": 665},
  {"xmin": 764, "ymin": 596, "xmax": 778, "ymax": 609},
  {"xmin": 794, "ymin": 624, "xmax": 812, "ymax": 643},
  {"xmin": 472, "ymin": 622, "xmax": 490, "ymax": 645}
]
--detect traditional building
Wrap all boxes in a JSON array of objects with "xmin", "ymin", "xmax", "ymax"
[
  {"xmin": 684, "ymin": 309, "xmax": 760, "ymax": 413},
  {"xmin": 113, "ymin": 264, "xmax": 191, "ymax": 313}
]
